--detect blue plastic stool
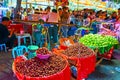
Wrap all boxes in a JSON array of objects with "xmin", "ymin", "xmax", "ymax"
[
  {"xmin": 0, "ymin": 44, "xmax": 7, "ymax": 52},
  {"xmin": 81, "ymin": 29, "xmax": 86, "ymax": 37},
  {"xmin": 12, "ymin": 45, "xmax": 28, "ymax": 59},
  {"xmin": 27, "ymin": 45, "xmax": 39, "ymax": 59}
]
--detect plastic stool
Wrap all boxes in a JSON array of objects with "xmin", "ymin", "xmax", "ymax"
[
  {"xmin": 16, "ymin": 33, "xmax": 32, "ymax": 46},
  {"xmin": 28, "ymin": 45, "xmax": 39, "ymax": 59},
  {"xmin": 0, "ymin": 44, "xmax": 7, "ymax": 52},
  {"xmin": 12, "ymin": 45, "xmax": 28, "ymax": 59}
]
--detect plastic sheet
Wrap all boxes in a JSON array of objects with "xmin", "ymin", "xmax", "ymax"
[{"xmin": 13, "ymin": 55, "xmax": 71, "ymax": 80}]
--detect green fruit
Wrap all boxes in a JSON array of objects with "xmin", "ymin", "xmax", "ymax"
[{"xmin": 79, "ymin": 34, "xmax": 118, "ymax": 48}]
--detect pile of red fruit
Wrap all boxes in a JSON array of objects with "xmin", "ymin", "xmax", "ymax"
[
  {"xmin": 36, "ymin": 47, "xmax": 51, "ymax": 55},
  {"xmin": 62, "ymin": 43, "xmax": 94, "ymax": 58},
  {"xmin": 15, "ymin": 54, "xmax": 67, "ymax": 77}
]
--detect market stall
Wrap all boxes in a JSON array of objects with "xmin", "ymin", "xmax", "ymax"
[
  {"xmin": 13, "ymin": 47, "xmax": 71, "ymax": 80},
  {"xmin": 79, "ymin": 34, "xmax": 119, "ymax": 59}
]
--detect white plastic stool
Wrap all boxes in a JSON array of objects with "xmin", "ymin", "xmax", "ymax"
[{"xmin": 16, "ymin": 33, "xmax": 32, "ymax": 46}]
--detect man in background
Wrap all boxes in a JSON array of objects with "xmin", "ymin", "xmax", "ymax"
[{"xmin": 61, "ymin": 6, "xmax": 70, "ymax": 38}]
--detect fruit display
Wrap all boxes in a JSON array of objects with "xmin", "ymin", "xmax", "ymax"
[
  {"xmin": 61, "ymin": 43, "xmax": 96, "ymax": 79},
  {"xmin": 79, "ymin": 34, "xmax": 118, "ymax": 54},
  {"xmin": 15, "ymin": 54, "xmax": 67, "ymax": 77},
  {"xmin": 62, "ymin": 43, "xmax": 94, "ymax": 58},
  {"xmin": 80, "ymin": 34, "xmax": 118, "ymax": 47}
]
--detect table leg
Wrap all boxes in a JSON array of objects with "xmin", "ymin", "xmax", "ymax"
[
  {"xmin": 4, "ymin": 44, "xmax": 7, "ymax": 52},
  {"xmin": 18, "ymin": 37, "xmax": 21, "ymax": 46},
  {"xmin": 24, "ymin": 38, "xmax": 26, "ymax": 44},
  {"xmin": 29, "ymin": 36, "xmax": 32, "ymax": 45}
]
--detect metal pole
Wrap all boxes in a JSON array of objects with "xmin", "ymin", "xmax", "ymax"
[
  {"xmin": 26, "ymin": 0, "xmax": 28, "ymax": 16},
  {"xmin": 26, "ymin": 0, "xmax": 27, "ymax": 9},
  {"xmin": 77, "ymin": 0, "xmax": 79, "ymax": 11}
]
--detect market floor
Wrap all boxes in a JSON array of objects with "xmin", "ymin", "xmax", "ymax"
[{"xmin": 0, "ymin": 50, "xmax": 120, "ymax": 80}]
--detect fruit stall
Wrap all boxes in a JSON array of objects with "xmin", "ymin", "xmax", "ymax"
[
  {"xmin": 13, "ymin": 47, "xmax": 71, "ymax": 80},
  {"xmin": 54, "ymin": 43, "xmax": 96, "ymax": 80},
  {"xmin": 80, "ymin": 34, "xmax": 119, "ymax": 60},
  {"xmin": 12, "ymin": 20, "xmax": 119, "ymax": 80},
  {"xmin": 13, "ymin": 43, "xmax": 96, "ymax": 80}
]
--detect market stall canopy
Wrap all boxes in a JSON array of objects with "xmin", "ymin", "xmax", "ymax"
[{"xmin": 69, "ymin": 0, "xmax": 118, "ymax": 11}]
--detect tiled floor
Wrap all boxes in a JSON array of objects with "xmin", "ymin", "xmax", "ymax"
[{"xmin": 0, "ymin": 50, "xmax": 120, "ymax": 80}]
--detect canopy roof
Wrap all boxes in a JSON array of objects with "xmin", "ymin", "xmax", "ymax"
[{"xmin": 69, "ymin": 0, "xmax": 119, "ymax": 11}]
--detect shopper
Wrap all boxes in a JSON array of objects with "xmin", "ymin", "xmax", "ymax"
[
  {"xmin": 0, "ymin": 17, "xmax": 16, "ymax": 50},
  {"xmin": 70, "ymin": 11, "xmax": 76, "ymax": 25},
  {"xmin": 10, "ymin": 7, "xmax": 15, "ymax": 20},
  {"xmin": 32, "ymin": 19, "xmax": 44, "ymax": 47},
  {"xmin": 58, "ymin": 8, "xmax": 62, "ymax": 18},
  {"xmin": 46, "ymin": 9, "xmax": 60, "ymax": 46},
  {"xmin": 117, "ymin": 8, "xmax": 120, "ymax": 19},
  {"xmin": 83, "ymin": 13, "xmax": 91, "ymax": 27},
  {"xmin": 40, "ymin": 6, "xmax": 51, "ymax": 22},
  {"xmin": 110, "ymin": 12, "xmax": 117, "ymax": 20},
  {"xmin": 6, "ymin": 10, "xmax": 11, "ymax": 19},
  {"xmin": 61, "ymin": 6, "xmax": 70, "ymax": 38},
  {"xmin": 67, "ymin": 22, "xmax": 77, "ymax": 39}
]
